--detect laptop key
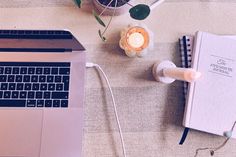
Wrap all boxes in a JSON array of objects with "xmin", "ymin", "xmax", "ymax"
[
  {"xmin": 32, "ymin": 83, "xmax": 40, "ymax": 90},
  {"xmin": 16, "ymin": 83, "xmax": 24, "ymax": 90},
  {"xmin": 1, "ymin": 83, "xmax": 8, "ymax": 90},
  {"xmin": 28, "ymin": 68, "xmax": 35, "ymax": 74},
  {"xmin": 0, "ymin": 75, "xmax": 7, "ymax": 82},
  {"xmin": 55, "ymin": 76, "xmax": 61, "ymax": 82},
  {"xmin": 52, "ymin": 92, "xmax": 68, "ymax": 99},
  {"xmin": 31, "ymin": 76, "xmax": 38, "ymax": 82},
  {"xmin": 36, "ymin": 68, "xmax": 43, "ymax": 74},
  {"xmin": 3, "ymin": 91, "xmax": 11, "ymax": 98},
  {"xmin": 37, "ymin": 100, "xmax": 44, "ymax": 107},
  {"xmin": 13, "ymin": 67, "xmax": 20, "ymax": 74},
  {"xmin": 43, "ymin": 68, "xmax": 50, "ymax": 74},
  {"xmin": 0, "ymin": 100, "xmax": 26, "ymax": 107},
  {"xmin": 36, "ymin": 92, "xmax": 43, "ymax": 99},
  {"xmin": 51, "ymin": 68, "xmax": 58, "ymax": 74},
  {"xmin": 23, "ymin": 75, "xmax": 30, "ymax": 82},
  {"xmin": 61, "ymin": 100, "xmax": 68, "ymax": 108},
  {"xmin": 45, "ymin": 100, "xmax": 52, "ymax": 107},
  {"xmin": 48, "ymin": 84, "xmax": 55, "ymax": 91},
  {"xmin": 15, "ymin": 75, "xmax": 23, "ymax": 82},
  {"xmin": 12, "ymin": 91, "xmax": 19, "ymax": 98},
  {"xmin": 59, "ymin": 68, "xmax": 70, "ymax": 75},
  {"xmin": 19, "ymin": 91, "xmax": 27, "ymax": 98},
  {"xmin": 63, "ymin": 76, "xmax": 70, "ymax": 91},
  {"xmin": 47, "ymin": 76, "xmax": 54, "ymax": 82},
  {"xmin": 40, "ymin": 84, "xmax": 47, "ymax": 90},
  {"xmin": 20, "ymin": 67, "xmax": 27, "ymax": 74},
  {"xmin": 24, "ymin": 83, "xmax": 31, "ymax": 90},
  {"xmin": 63, "ymin": 76, "xmax": 69, "ymax": 83},
  {"xmin": 27, "ymin": 91, "xmax": 35, "ymax": 99},
  {"xmin": 39, "ymin": 76, "xmax": 46, "ymax": 82},
  {"xmin": 7, "ymin": 75, "xmax": 15, "ymax": 82},
  {"xmin": 53, "ymin": 100, "xmax": 60, "ymax": 107},
  {"xmin": 43, "ymin": 92, "xmax": 51, "ymax": 99},
  {"xmin": 64, "ymin": 83, "xmax": 69, "ymax": 91},
  {"xmin": 8, "ymin": 83, "xmax": 16, "ymax": 90},
  {"xmin": 4, "ymin": 67, "xmax": 12, "ymax": 74},
  {"xmin": 27, "ymin": 100, "xmax": 36, "ymax": 107},
  {"xmin": 56, "ymin": 84, "xmax": 63, "ymax": 91}
]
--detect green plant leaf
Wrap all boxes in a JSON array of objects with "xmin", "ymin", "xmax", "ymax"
[
  {"xmin": 93, "ymin": 10, "xmax": 106, "ymax": 27},
  {"xmin": 129, "ymin": 4, "xmax": 151, "ymax": 20},
  {"xmin": 98, "ymin": 30, "xmax": 106, "ymax": 42},
  {"xmin": 75, "ymin": 0, "xmax": 82, "ymax": 8}
]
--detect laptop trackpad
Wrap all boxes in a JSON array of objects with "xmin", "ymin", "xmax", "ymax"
[
  {"xmin": 0, "ymin": 109, "xmax": 43, "ymax": 157},
  {"xmin": 40, "ymin": 109, "xmax": 83, "ymax": 157}
]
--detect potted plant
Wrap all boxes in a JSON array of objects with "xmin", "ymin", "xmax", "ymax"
[
  {"xmin": 75, "ymin": 0, "xmax": 164, "ymax": 41},
  {"xmin": 93, "ymin": 0, "xmax": 132, "ymax": 16}
]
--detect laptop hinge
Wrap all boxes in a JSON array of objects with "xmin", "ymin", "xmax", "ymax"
[{"xmin": 0, "ymin": 48, "xmax": 72, "ymax": 52}]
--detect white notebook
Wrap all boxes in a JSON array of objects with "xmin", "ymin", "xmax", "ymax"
[{"xmin": 183, "ymin": 31, "xmax": 236, "ymax": 138}]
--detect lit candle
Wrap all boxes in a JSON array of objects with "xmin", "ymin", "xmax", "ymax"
[
  {"xmin": 127, "ymin": 32, "xmax": 145, "ymax": 48},
  {"xmin": 119, "ymin": 25, "xmax": 153, "ymax": 57}
]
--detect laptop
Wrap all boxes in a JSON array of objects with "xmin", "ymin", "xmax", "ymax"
[{"xmin": 0, "ymin": 30, "xmax": 85, "ymax": 157}]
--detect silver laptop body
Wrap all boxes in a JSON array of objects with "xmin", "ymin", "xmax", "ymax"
[{"xmin": 0, "ymin": 30, "xmax": 85, "ymax": 157}]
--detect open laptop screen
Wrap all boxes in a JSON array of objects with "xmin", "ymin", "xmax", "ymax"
[{"xmin": 0, "ymin": 30, "xmax": 85, "ymax": 52}]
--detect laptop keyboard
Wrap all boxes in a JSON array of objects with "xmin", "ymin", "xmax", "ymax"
[
  {"xmin": 0, "ymin": 30, "xmax": 72, "ymax": 39},
  {"xmin": 0, "ymin": 62, "xmax": 70, "ymax": 108}
]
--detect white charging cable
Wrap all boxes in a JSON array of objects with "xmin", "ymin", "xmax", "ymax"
[{"xmin": 86, "ymin": 62, "xmax": 127, "ymax": 157}]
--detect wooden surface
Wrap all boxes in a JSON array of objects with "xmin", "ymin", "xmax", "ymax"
[{"xmin": 1, "ymin": 0, "xmax": 236, "ymax": 157}]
